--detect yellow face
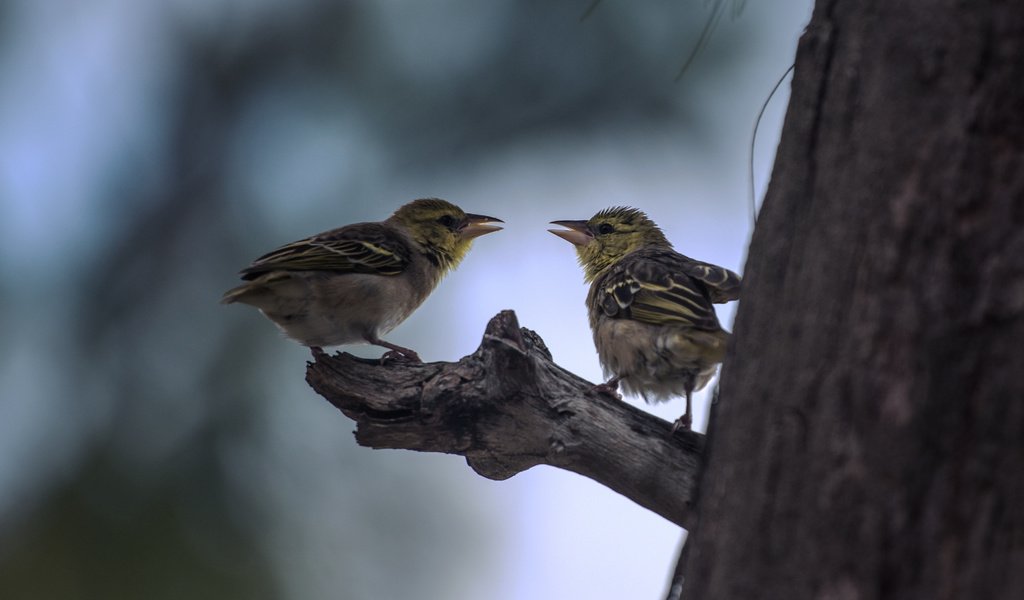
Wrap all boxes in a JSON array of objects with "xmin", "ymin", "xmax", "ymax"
[
  {"xmin": 549, "ymin": 206, "xmax": 669, "ymax": 281},
  {"xmin": 392, "ymin": 198, "xmax": 503, "ymax": 271}
]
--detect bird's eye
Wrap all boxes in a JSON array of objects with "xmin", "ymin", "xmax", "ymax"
[
  {"xmin": 437, "ymin": 215, "xmax": 458, "ymax": 229},
  {"xmin": 597, "ymin": 223, "xmax": 615, "ymax": 235}
]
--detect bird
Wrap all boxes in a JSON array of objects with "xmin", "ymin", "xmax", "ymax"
[
  {"xmin": 222, "ymin": 198, "xmax": 502, "ymax": 361},
  {"xmin": 549, "ymin": 207, "xmax": 740, "ymax": 431}
]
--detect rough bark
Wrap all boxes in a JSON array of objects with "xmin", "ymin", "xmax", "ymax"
[
  {"xmin": 684, "ymin": 2, "xmax": 1024, "ymax": 599},
  {"xmin": 306, "ymin": 310, "xmax": 705, "ymax": 529}
]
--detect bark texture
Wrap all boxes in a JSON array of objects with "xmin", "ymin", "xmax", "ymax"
[
  {"xmin": 306, "ymin": 310, "xmax": 705, "ymax": 529},
  {"xmin": 684, "ymin": 2, "xmax": 1024, "ymax": 599}
]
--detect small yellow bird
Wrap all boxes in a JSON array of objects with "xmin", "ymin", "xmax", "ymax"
[
  {"xmin": 223, "ymin": 198, "xmax": 502, "ymax": 361},
  {"xmin": 549, "ymin": 207, "xmax": 740, "ymax": 431}
]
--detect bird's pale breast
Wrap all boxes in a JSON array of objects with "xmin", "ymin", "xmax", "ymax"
[
  {"xmin": 251, "ymin": 270, "xmax": 426, "ymax": 348},
  {"xmin": 592, "ymin": 317, "xmax": 727, "ymax": 403}
]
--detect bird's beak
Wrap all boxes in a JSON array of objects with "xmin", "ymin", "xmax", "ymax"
[
  {"xmin": 460, "ymin": 214, "xmax": 504, "ymax": 239},
  {"xmin": 548, "ymin": 220, "xmax": 593, "ymax": 247}
]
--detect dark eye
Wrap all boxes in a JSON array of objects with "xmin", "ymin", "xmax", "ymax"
[
  {"xmin": 597, "ymin": 223, "xmax": 615, "ymax": 235},
  {"xmin": 437, "ymin": 214, "xmax": 458, "ymax": 229}
]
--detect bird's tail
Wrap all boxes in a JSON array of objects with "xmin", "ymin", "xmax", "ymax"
[
  {"xmin": 220, "ymin": 283, "xmax": 252, "ymax": 304},
  {"xmin": 220, "ymin": 272, "xmax": 291, "ymax": 305}
]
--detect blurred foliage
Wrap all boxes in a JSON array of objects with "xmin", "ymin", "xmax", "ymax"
[{"xmin": 0, "ymin": 454, "xmax": 277, "ymax": 600}]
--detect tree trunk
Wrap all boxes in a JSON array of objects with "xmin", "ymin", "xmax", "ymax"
[{"xmin": 683, "ymin": 2, "xmax": 1024, "ymax": 599}]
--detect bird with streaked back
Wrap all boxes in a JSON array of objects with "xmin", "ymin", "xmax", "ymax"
[
  {"xmin": 549, "ymin": 206, "xmax": 740, "ymax": 431},
  {"xmin": 223, "ymin": 198, "xmax": 502, "ymax": 361}
]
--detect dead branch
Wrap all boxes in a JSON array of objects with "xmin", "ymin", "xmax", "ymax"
[{"xmin": 306, "ymin": 310, "xmax": 705, "ymax": 529}]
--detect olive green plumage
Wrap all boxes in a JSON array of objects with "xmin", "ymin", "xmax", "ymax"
[
  {"xmin": 223, "ymin": 198, "xmax": 502, "ymax": 360},
  {"xmin": 549, "ymin": 206, "xmax": 740, "ymax": 430}
]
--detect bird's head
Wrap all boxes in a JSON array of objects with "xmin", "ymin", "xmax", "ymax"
[
  {"xmin": 549, "ymin": 206, "xmax": 670, "ymax": 282},
  {"xmin": 390, "ymin": 198, "xmax": 503, "ymax": 272}
]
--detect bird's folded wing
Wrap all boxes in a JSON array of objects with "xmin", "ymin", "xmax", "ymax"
[
  {"xmin": 240, "ymin": 223, "xmax": 411, "ymax": 279},
  {"xmin": 676, "ymin": 257, "xmax": 742, "ymax": 304},
  {"xmin": 597, "ymin": 257, "xmax": 722, "ymax": 331}
]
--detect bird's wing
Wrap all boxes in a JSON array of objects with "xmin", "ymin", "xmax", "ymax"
[
  {"xmin": 595, "ymin": 251, "xmax": 724, "ymax": 330},
  {"xmin": 675, "ymin": 256, "xmax": 742, "ymax": 303},
  {"xmin": 240, "ymin": 222, "xmax": 411, "ymax": 279}
]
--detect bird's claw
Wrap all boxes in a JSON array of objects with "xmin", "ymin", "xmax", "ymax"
[
  {"xmin": 670, "ymin": 414, "xmax": 692, "ymax": 434},
  {"xmin": 590, "ymin": 380, "xmax": 622, "ymax": 400},
  {"xmin": 380, "ymin": 348, "xmax": 422, "ymax": 365}
]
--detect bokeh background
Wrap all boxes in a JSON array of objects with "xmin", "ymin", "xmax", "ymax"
[{"xmin": 0, "ymin": 1, "xmax": 810, "ymax": 598}]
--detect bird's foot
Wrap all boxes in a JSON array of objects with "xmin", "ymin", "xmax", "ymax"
[
  {"xmin": 380, "ymin": 347, "xmax": 422, "ymax": 365},
  {"xmin": 670, "ymin": 413, "xmax": 692, "ymax": 434},
  {"xmin": 310, "ymin": 346, "xmax": 328, "ymax": 359},
  {"xmin": 589, "ymin": 377, "xmax": 622, "ymax": 400},
  {"xmin": 367, "ymin": 337, "xmax": 422, "ymax": 365}
]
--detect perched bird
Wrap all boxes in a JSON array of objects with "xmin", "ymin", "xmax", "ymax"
[
  {"xmin": 223, "ymin": 198, "xmax": 502, "ymax": 361},
  {"xmin": 549, "ymin": 207, "xmax": 740, "ymax": 431}
]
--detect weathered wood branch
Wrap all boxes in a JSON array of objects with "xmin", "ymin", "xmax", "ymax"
[{"xmin": 306, "ymin": 309, "xmax": 704, "ymax": 529}]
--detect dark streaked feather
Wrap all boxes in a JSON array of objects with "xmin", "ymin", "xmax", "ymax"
[
  {"xmin": 675, "ymin": 256, "xmax": 742, "ymax": 303},
  {"xmin": 240, "ymin": 222, "xmax": 412, "ymax": 280},
  {"xmin": 592, "ymin": 248, "xmax": 739, "ymax": 331}
]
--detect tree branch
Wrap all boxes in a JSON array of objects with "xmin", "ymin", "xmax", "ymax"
[{"xmin": 306, "ymin": 310, "xmax": 705, "ymax": 529}]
